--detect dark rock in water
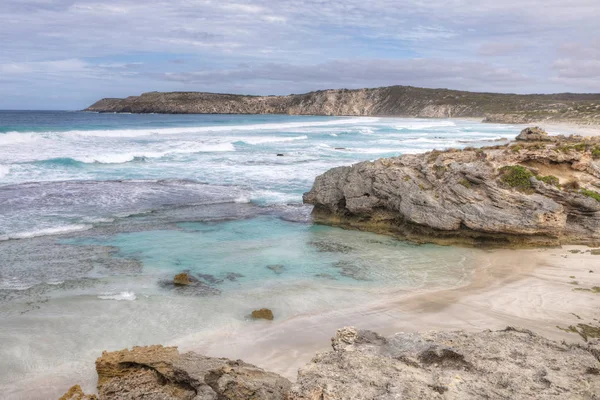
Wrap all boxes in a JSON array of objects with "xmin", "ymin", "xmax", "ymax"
[
  {"xmin": 266, "ymin": 264, "xmax": 286, "ymax": 274},
  {"xmin": 334, "ymin": 147, "xmax": 346, "ymax": 150},
  {"xmin": 160, "ymin": 273, "xmax": 221, "ymax": 296},
  {"xmin": 277, "ymin": 153, "xmax": 284, "ymax": 156},
  {"xmin": 309, "ymin": 241, "xmax": 354, "ymax": 253},
  {"xmin": 333, "ymin": 261, "xmax": 370, "ymax": 281},
  {"xmin": 94, "ymin": 345, "xmax": 291, "ymax": 400},
  {"xmin": 314, "ymin": 273, "xmax": 337, "ymax": 280},
  {"xmin": 198, "ymin": 273, "xmax": 224, "ymax": 284},
  {"xmin": 516, "ymin": 126, "xmax": 554, "ymax": 141},
  {"xmin": 58, "ymin": 385, "xmax": 97, "ymax": 400},
  {"xmin": 225, "ymin": 272, "xmax": 244, "ymax": 281},
  {"xmin": 173, "ymin": 272, "xmax": 191, "ymax": 286},
  {"xmin": 251, "ymin": 308, "xmax": 274, "ymax": 320}
]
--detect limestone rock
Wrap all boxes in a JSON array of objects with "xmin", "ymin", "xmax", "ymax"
[
  {"xmin": 58, "ymin": 385, "xmax": 97, "ymax": 400},
  {"xmin": 95, "ymin": 345, "xmax": 290, "ymax": 400},
  {"xmin": 251, "ymin": 308, "xmax": 274, "ymax": 320},
  {"xmin": 288, "ymin": 327, "xmax": 600, "ymax": 400},
  {"xmin": 303, "ymin": 135, "xmax": 600, "ymax": 246},
  {"xmin": 516, "ymin": 126, "xmax": 553, "ymax": 141}
]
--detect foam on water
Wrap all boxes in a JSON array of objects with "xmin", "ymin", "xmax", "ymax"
[
  {"xmin": 0, "ymin": 112, "xmax": 527, "ymax": 399},
  {"xmin": 98, "ymin": 291, "xmax": 137, "ymax": 301}
]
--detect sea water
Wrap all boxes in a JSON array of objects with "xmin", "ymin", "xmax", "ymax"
[{"xmin": 0, "ymin": 111, "xmax": 523, "ymax": 399}]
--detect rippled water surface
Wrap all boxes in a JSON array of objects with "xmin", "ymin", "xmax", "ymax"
[{"xmin": 0, "ymin": 111, "xmax": 523, "ymax": 399}]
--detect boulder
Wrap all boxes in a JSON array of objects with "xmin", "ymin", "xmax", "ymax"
[
  {"xmin": 516, "ymin": 126, "xmax": 553, "ymax": 141},
  {"xmin": 251, "ymin": 308, "xmax": 274, "ymax": 320},
  {"xmin": 173, "ymin": 272, "xmax": 191, "ymax": 286},
  {"xmin": 58, "ymin": 385, "xmax": 97, "ymax": 400},
  {"xmin": 95, "ymin": 345, "xmax": 291, "ymax": 400}
]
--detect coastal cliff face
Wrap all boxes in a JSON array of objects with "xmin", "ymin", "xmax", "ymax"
[
  {"xmin": 61, "ymin": 327, "xmax": 600, "ymax": 400},
  {"xmin": 303, "ymin": 128, "xmax": 600, "ymax": 246},
  {"xmin": 85, "ymin": 86, "xmax": 600, "ymax": 124}
]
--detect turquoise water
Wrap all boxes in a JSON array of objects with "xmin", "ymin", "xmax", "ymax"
[{"xmin": 0, "ymin": 112, "xmax": 524, "ymax": 399}]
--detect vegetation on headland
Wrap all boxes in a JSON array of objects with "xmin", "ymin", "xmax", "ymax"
[{"xmin": 85, "ymin": 85, "xmax": 600, "ymax": 124}]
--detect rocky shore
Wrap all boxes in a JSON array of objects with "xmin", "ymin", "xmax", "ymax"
[
  {"xmin": 85, "ymin": 86, "xmax": 600, "ymax": 124},
  {"xmin": 61, "ymin": 326, "xmax": 599, "ymax": 399},
  {"xmin": 303, "ymin": 128, "xmax": 600, "ymax": 247}
]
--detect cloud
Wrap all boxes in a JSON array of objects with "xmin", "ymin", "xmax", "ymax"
[{"xmin": 1, "ymin": 0, "xmax": 600, "ymax": 108}]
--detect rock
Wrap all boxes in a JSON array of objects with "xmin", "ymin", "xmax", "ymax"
[
  {"xmin": 266, "ymin": 264, "xmax": 285, "ymax": 274},
  {"xmin": 592, "ymin": 249, "xmax": 600, "ymax": 255},
  {"xmin": 64, "ymin": 327, "xmax": 600, "ymax": 400},
  {"xmin": 516, "ymin": 126, "xmax": 553, "ymax": 141},
  {"xmin": 58, "ymin": 385, "xmax": 97, "ymax": 400},
  {"xmin": 225, "ymin": 272, "xmax": 244, "ymax": 281},
  {"xmin": 303, "ymin": 135, "xmax": 600, "ymax": 246},
  {"xmin": 288, "ymin": 326, "xmax": 600, "ymax": 400},
  {"xmin": 251, "ymin": 308, "xmax": 274, "ymax": 320},
  {"xmin": 161, "ymin": 272, "xmax": 221, "ymax": 296},
  {"xmin": 173, "ymin": 272, "xmax": 191, "ymax": 286},
  {"xmin": 276, "ymin": 153, "xmax": 284, "ymax": 156},
  {"xmin": 95, "ymin": 345, "xmax": 291, "ymax": 400}
]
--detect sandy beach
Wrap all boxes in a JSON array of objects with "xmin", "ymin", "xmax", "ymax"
[{"xmin": 174, "ymin": 245, "xmax": 600, "ymax": 380}]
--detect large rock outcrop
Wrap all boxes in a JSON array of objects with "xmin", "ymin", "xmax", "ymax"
[
  {"xmin": 289, "ymin": 327, "xmax": 600, "ymax": 400},
  {"xmin": 85, "ymin": 87, "xmax": 600, "ymax": 124},
  {"xmin": 303, "ymin": 132, "xmax": 600, "ymax": 246},
  {"xmin": 62, "ymin": 327, "xmax": 600, "ymax": 399},
  {"xmin": 92, "ymin": 345, "xmax": 291, "ymax": 399}
]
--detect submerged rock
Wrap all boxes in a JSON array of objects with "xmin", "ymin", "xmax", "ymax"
[
  {"xmin": 94, "ymin": 345, "xmax": 291, "ymax": 400},
  {"xmin": 289, "ymin": 327, "xmax": 600, "ymax": 399},
  {"xmin": 160, "ymin": 272, "xmax": 221, "ymax": 296},
  {"xmin": 266, "ymin": 264, "xmax": 285, "ymax": 274},
  {"xmin": 251, "ymin": 308, "xmax": 274, "ymax": 320},
  {"xmin": 303, "ymin": 133, "xmax": 600, "ymax": 246}
]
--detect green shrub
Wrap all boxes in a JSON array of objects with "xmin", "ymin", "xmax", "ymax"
[
  {"xmin": 499, "ymin": 165, "xmax": 533, "ymax": 191},
  {"xmin": 592, "ymin": 147, "xmax": 600, "ymax": 159},
  {"xmin": 459, "ymin": 179, "xmax": 472, "ymax": 188},
  {"xmin": 581, "ymin": 189, "xmax": 600, "ymax": 202},
  {"xmin": 510, "ymin": 145, "xmax": 522, "ymax": 153},
  {"xmin": 536, "ymin": 175, "xmax": 559, "ymax": 186}
]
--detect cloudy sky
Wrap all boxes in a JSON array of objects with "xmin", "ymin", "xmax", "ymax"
[{"xmin": 2, "ymin": 0, "xmax": 600, "ymax": 109}]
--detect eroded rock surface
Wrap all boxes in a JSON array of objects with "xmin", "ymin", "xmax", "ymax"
[
  {"xmin": 303, "ymin": 133, "xmax": 600, "ymax": 246},
  {"xmin": 61, "ymin": 327, "xmax": 600, "ymax": 400},
  {"xmin": 94, "ymin": 345, "xmax": 291, "ymax": 399},
  {"xmin": 289, "ymin": 327, "xmax": 600, "ymax": 400}
]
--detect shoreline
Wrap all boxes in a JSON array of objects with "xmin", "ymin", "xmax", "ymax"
[{"xmin": 176, "ymin": 245, "xmax": 599, "ymax": 380}]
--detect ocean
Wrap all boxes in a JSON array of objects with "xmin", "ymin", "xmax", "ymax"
[{"xmin": 0, "ymin": 111, "xmax": 522, "ymax": 398}]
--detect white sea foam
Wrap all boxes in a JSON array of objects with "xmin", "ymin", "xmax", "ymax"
[
  {"xmin": 43, "ymin": 118, "xmax": 380, "ymax": 138},
  {"xmin": 0, "ymin": 164, "xmax": 10, "ymax": 178},
  {"xmin": 240, "ymin": 135, "xmax": 308, "ymax": 145},
  {"xmin": 0, "ymin": 132, "xmax": 38, "ymax": 146},
  {"xmin": 0, "ymin": 224, "xmax": 93, "ymax": 241},
  {"xmin": 394, "ymin": 121, "xmax": 456, "ymax": 130},
  {"xmin": 98, "ymin": 291, "xmax": 137, "ymax": 301},
  {"xmin": 72, "ymin": 142, "xmax": 235, "ymax": 164}
]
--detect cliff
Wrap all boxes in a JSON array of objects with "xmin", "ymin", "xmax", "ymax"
[
  {"xmin": 85, "ymin": 86, "xmax": 600, "ymax": 124},
  {"xmin": 61, "ymin": 326, "xmax": 600, "ymax": 399},
  {"xmin": 303, "ymin": 128, "xmax": 600, "ymax": 247}
]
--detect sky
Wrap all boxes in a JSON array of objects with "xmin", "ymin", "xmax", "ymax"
[{"xmin": 1, "ymin": 0, "xmax": 600, "ymax": 109}]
